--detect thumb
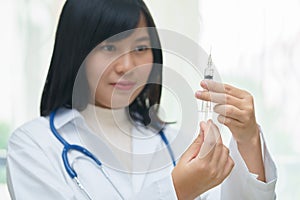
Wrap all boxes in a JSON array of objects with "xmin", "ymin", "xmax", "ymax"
[
  {"xmin": 180, "ymin": 125, "xmax": 205, "ymax": 163},
  {"xmin": 200, "ymin": 121, "xmax": 207, "ymax": 138}
]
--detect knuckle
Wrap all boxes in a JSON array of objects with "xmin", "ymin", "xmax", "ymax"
[
  {"xmin": 244, "ymin": 92, "xmax": 254, "ymax": 103},
  {"xmin": 239, "ymin": 122, "xmax": 247, "ymax": 128},
  {"xmin": 247, "ymin": 92, "xmax": 254, "ymax": 100},
  {"xmin": 226, "ymin": 106, "xmax": 233, "ymax": 116},
  {"xmin": 228, "ymin": 157, "xmax": 235, "ymax": 167},
  {"xmin": 216, "ymin": 141, "xmax": 223, "ymax": 149},
  {"xmin": 224, "ymin": 84, "xmax": 231, "ymax": 93},
  {"xmin": 198, "ymin": 161, "xmax": 208, "ymax": 171},
  {"xmin": 242, "ymin": 89, "xmax": 249, "ymax": 95},
  {"xmin": 225, "ymin": 94, "xmax": 231, "ymax": 104},
  {"xmin": 223, "ymin": 146, "xmax": 230, "ymax": 155},
  {"xmin": 244, "ymin": 103, "xmax": 254, "ymax": 112},
  {"xmin": 209, "ymin": 169, "xmax": 217, "ymax": 178},
  {"xmin": 218, "ymin": 115, "xmax": 226, "ymax": 125},
  {"xmin": 236, "ymin": 117, "xmax": 247, "ymax": 129},
  {"xmin": 231, "ymin": 160, "xmax": 235, "ymax": 168},
  {"xmin": 244, "ymin": 115, "xmax": 251, "ymax": 122},
  {"xmin": 248, "ymin": 106, "xmax": 255, "ymax": 114},
  {"xmin": 224, "ymin": 117, "xmax": 231, "ymax": 125}
]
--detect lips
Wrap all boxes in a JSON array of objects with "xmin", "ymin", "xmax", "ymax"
[{"xmin": 111, "ymin": 80, "xmax": 136, "ymax": 91}]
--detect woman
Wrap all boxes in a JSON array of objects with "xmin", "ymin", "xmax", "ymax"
[{"xmin": 7, "ymin": 0, "xmax": 277, "ymax": 199}]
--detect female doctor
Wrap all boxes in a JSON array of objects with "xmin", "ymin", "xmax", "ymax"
[{"xmin": 7, "ymin": 0, "xmax": 277, "ymax": 199}]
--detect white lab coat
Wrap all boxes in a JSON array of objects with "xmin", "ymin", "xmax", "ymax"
[{"xmin": 7, "ymin": 108, "xmax": 277, "ymax": 200}]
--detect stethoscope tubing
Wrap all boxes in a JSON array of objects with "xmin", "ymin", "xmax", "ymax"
[
  {"xmin": 50, "ymin": 110, "xmax": 103, "ymax": 178},
  {"xmin": 49, "ymin": 109, "xmax": 175, "ymax": 200}
]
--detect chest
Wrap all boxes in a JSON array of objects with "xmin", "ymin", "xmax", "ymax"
[{"xmin": 50, "ymin": 125, "xmax": 175, "ymax": 199}]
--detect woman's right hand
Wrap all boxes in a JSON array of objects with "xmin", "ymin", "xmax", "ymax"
[{"xmin": 171, "ymin": 120, "xmax": 234, "ymax": 200}]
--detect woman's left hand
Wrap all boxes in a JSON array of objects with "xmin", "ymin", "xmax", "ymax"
[
  {"xmin": 195, "ymin": 80, "xmax": 260, "ymax": 145},
  {"xmin": 195, "ymin": 80, "xmax": 266, "ymax": 182}
]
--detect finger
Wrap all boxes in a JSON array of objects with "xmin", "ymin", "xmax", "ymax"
[
  {"xmin": 181, "ymin": 131, "xmax": 204, "ymax": 163},
  {"xmin": 198, "ymin": 120, "xmax": 221, "ymax": 159},
  {"xmin": 209, "ymin": 120, "xmax": 221, "ymax": 142},
  {"xmin": 222, "ymin": 156, "xmax": 235, "ymax": 178},
  {"xmin": 200, "ymin": 121, "xmax": 207, "ymax": 133},
  {"xmin": 216, "ymin": 146, "xmax": 230, "ymax": 172},
  {"xmin": 209, "ymin": 137, "xmax": 223, "ymax": 165},
  {"xmin": 200, "ymin": 121, "xmax": 208, "ymax": 138},
  {"xmin": 195, "ymin": 90, "xmax": 241, "ymax": 108},
  {"xmin": 213, "ymin": 104, "xmax": 242, "ymax": 121},
  {"xmin": 200, "ymin": 80, "xmax": 248, "ymax": 99},
  {"xmin": 217, "ymin": 115, "xmax": 243, "ymax": 128},
  {"xmin": 210, "ymin": 126, "xmax": 224, "ymax": 165}
]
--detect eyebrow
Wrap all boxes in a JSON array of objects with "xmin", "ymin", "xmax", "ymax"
[
  {"xmin": 135, "ymin": 36, "xmax": 150, "ymax": 42},
  {"xmin": 103, "ymin": 36, "xmax": 150, "ymax": 44}
]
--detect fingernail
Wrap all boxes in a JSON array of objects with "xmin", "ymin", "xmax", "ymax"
[{"xmin": 195, "ymin": 91, "xmax": 201, "ymax": 97}]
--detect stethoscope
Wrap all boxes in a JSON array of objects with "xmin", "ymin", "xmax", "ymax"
[{"xmin": 49, "ymin": 109, "xmax": 176, "ymax": 200}]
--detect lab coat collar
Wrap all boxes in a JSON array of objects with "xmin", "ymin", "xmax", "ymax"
[
  {"xmin": 52, "ymin": 107, "xmax": 84, "ymax": 129},
  {"xmin": 51, "ymin": 108, "xmax": 171, "ymax": 167},
  {"xmin": 50, "ymin": 107, "xmax": 173, "ymax": 194}
]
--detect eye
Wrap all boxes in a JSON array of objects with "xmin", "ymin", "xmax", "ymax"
[
  {"xmin": 100, "ymin": 45, "xmax": 116, "ymax": 52},
  {"xmin": 134, "ymin": 45, "xmax": 150, "ymax": 52}
]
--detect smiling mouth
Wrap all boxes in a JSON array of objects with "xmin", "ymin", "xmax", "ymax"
[{"xmin": 111, "ymin": 80, "xmax": 136, "ymax": 91}]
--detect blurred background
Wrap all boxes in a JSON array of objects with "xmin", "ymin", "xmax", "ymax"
[{"xmin": 1, "ymin": 0, "xmax": 300, "ymax": 199}]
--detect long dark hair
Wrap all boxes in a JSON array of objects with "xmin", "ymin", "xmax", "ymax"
[{"xmin": 40, "ymin": 0, "xmax": 163, "ymax": 127}]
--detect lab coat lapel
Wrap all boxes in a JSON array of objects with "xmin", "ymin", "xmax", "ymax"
[
  {"xmin": 70, "ymin": 121, "xmax": 133, "ymax": 198},
  {"xmin": 131, "ymin": 127, "xmax": 164, "ymax": 193}
]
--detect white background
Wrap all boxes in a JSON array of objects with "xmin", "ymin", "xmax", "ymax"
[{"xmin": 1, "ymin": 0, "xmax": 300, "ymax": 199}]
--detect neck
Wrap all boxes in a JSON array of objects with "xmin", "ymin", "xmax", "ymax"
[{"xmin": 80, "ymin": 104, "xmax": 134, "ymax": 171}]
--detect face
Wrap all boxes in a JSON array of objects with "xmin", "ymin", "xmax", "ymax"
[{"xmin": 85, "ymin": 16, "xmax": 153, "ymax": 109}]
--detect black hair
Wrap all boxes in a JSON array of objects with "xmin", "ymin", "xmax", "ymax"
[{"xmin": 40, "ymin": 0, "xmax": 163, "ymax": 127}]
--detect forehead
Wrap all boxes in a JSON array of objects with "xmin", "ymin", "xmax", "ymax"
[{"xmin": 105, "ymin": 15, "xmax": 150, "ymax": 44}]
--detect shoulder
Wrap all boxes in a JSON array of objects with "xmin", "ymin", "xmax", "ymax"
[
  {"xmin": 9, "ymin": 116, "xmax": 50, "ymax": 145},
  {"xmin": 8, "ymin": 108, "xmax": 82, "ymax": 150},
  {"xmin": 7, "ymin": 116, "xmax": 58, "ymax": 170}
]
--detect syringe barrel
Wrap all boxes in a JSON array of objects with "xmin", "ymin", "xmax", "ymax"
[
  {"xmin": 201, "ymin": 53, "xmax": 214, "ymax": 120},
  {"xmin": 204, "ymin": 67, "xmax": 214, "ymax": 79}
]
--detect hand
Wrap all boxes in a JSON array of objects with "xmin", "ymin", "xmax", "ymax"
[
  {"xmin": 195, "ymin": 80, "xmax": 260, "ymax": 145},
  {"xmin": 172, "ymin": 120, "xmax": 234, "ymax": 200},
  {"xmin": 195, "ymin": 80, "xmax": 266, "ymax": 182}
]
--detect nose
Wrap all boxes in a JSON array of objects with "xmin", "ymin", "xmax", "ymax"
[{"xmin": 114, "ymin": 52, "xmax": 135, "ymax": 74}]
